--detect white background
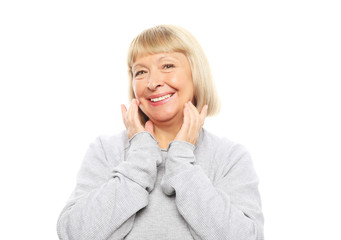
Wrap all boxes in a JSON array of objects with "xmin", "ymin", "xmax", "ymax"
[{"xmin": 1, "ymin": 0, "xmax": 340, "ymax": 239}]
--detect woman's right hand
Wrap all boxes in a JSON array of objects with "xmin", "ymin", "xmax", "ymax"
[{"xmin": 121, "ymin": 99, "xmax": 154, "ymax": 139}]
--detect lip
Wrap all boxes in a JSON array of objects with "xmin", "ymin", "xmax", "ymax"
[
  {"xmin": 147, "ymin": 92, "xmax": 175, "ymax": 106},
  {"xmin": 147, "ymin": 91, "xmax": 175, "ymax": 100}
]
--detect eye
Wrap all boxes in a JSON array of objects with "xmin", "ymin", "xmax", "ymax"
[
  {"xmin": 163, "ymin": 64, "xmax": 174, "ymax": 69},
  {"xmin": 134, "ymin": 70, "xmax": 146, "ymax": 77}
]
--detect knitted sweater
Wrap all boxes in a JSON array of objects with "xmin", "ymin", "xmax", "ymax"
[{"xmin": 57, "ymin": 128, "xmax": 264, "ymax": 240}]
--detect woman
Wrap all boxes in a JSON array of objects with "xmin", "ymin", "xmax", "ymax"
[{"xmin": 57, "ymin": 25, "xmax": 264, "ymax": 240}]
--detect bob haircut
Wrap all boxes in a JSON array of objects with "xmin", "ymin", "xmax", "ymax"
[{"xmin": 127, "ymin": 24, "xmax": 221, "ymax": 124}]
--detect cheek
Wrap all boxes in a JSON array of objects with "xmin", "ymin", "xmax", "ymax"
[
  {"xmin": 168, "ymin": 74, "xmax": 186, "ymax": 90},
  {"xmin": 174, "ymin": 74, "xmax": 194, "ymax": 96},
  {"xmin": 183, "ymin": 81, "xmax": 195, "ymax": 102},
  {"xmin": 133, "ymin": 81, "xmax": 144, "ymax": 98}
]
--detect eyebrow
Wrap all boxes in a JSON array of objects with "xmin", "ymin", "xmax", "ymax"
[
  {"xmin": 158, "ymin": 55, "xmax": 179, "ymax": 62},
  {"xmin": 132, "ymin": 54, "xmax": 180, "ymax": 70},
  {"xmin": 132, "ymin": 63, "xmax": 146, "ymax": 70}
]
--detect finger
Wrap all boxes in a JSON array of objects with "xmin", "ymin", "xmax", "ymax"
[
  {"xmin": 188, "ymin": 102, "xmax": 205, "ymax": 144},
  {"xmin": 128, "ymin": 99, "xmax": 144, "ymax": 133},
  {"xmin": 183, "ymin": 102, "xmax": 191, "ymax": 128},
  {"xmin": 144, "ymin": 120, "xmax": 154, "ymax": 136},
  {"xmin": 188, "ymin": 101, "xmax": 199, "ymax": 129},
  {"xmin": 132, "ymin": 99, "xmax": 142, "ymax": 128},
  {"xmin": 175, "ymin": 103, "xmax": 193, "ymax": 142},
  {"xmin": 121, "ymin": 104, "xmax": 128, "ymax": 128},
  {"xmin": 126, "ymin": 99, "xmax": 134, "ymax": 126},
  {"xmin": 199, "ymin": 105, "xmax": 208, "ymax": 127}
]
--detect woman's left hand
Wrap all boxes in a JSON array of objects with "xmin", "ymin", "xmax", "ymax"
[{"xmin": 174, "ymin": 102, "xmax": 208, "ymax": 146}]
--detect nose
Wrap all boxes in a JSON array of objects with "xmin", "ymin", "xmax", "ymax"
[{"xmin": 147, "ymin": 69, "xmax": 164, "ymax": 90}]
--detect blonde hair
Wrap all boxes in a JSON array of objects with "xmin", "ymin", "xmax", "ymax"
[{"xmin": 127, "ymin": 25, "xmax": 220, "ymax": 123}]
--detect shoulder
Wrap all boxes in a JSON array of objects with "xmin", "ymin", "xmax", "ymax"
[
  {"xmin": 89, "ymin": 130, "xmax": 129, "ymax": 167},
  {"xmin": 199, "ymin": 128, "xmax": 252, "ymax": 169},
  {"xmin": 199, "ymin": 128, "xmax": 257, "ymax": 184},
  {"xmin": 199, "ymin": 128, "xmax": 248, "ymax": 156},
  {"xmin": 97, "ymin": 130, "xmax": 129, "ymax": 152}
]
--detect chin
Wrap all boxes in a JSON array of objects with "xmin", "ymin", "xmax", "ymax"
[
  {"xmin": 149, "ymin": 114, "xmax": 174, "ymax": 122},
  {"xmin": 147, "ymin": 110, "xmax": 181, "ymax": 124}
]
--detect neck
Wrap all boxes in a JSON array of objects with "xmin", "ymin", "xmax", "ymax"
[{"xmin": 153, "ymin": 120, "xmax": 182, "ymax": 149}]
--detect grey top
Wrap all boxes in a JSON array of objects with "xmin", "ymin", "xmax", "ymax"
[{"xmin": 57, "ymin": 129, "xmax": 264, "ymax": 240}]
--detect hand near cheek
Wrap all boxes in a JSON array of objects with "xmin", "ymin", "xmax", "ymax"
[
  {"xmin": 175, "ymin": 102, "xmax": 208, "ymax": 146},
  {"xmin": 121, "ymin": 99, "xmax": 154, "ymax": 139}
]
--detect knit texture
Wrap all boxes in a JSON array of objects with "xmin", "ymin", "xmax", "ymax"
[{"xmin": 57, "ymin": 129, "xmax": 264, "ymax": 240}]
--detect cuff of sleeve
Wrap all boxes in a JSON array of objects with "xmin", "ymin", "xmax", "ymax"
[
  {"xmin": 161, "ymin": 141, "xmax": 196, "ymax": 195},
  {"xmin": 168, "ymin": 140, "xmax": 195, "ymax": 151},
  {"xmin": 129, "ymin": 131, "xmax": 159, "ymax": 148},
  {"xmin": 114, "ymin": 132, "xmax": 161, "ymax": 192},
  {"xmin": 162, "ymin": 165, "xmax": 209, "ymax": 195},
  {"xmin": 167, "ymin": 140, "xmax": 195, "ymax": 163}
]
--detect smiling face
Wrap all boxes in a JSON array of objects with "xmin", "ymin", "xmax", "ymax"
[{"xmin": 132, "ymin": 52, "xmax": 194, "ymax": 126}]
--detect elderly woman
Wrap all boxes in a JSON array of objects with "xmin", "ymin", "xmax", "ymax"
[{"xmin": 57, "ymin": 25, "xmax": 264, "ymax": 240}]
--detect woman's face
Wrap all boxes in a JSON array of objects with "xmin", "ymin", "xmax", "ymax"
[{"xmin": 132, "ymin": 52, "xmax": 194, "ymax": 125}]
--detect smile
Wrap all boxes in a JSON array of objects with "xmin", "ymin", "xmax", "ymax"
[
  {"xmin": 150, "ymin": 94, "xmax": 173, "ymax": 102},
  {"xmin": 147, "ymin": 92, "xmax": 175, "ymax": 106}
]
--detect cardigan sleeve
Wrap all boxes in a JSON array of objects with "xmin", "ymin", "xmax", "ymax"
[
  {"xmin": 160, "ymin": 140, "xmax": 264, "ymax": 240},
  {"xmin": 57, "ymin": 132, "xmax": 162, "ymax": 240}
]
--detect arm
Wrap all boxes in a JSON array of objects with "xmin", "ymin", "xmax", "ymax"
[
  {"xmin": 161, "ymin": 141, "xmax": 264, "ymax": 240},
  {"xmin": 57, "ymin": 132, "xmax": 162, "ymax": 240}
]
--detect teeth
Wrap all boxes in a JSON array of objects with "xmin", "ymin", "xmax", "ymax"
[{"xmin": 150, "ymin": 94, "xmax": 172, "ymax": 102}]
